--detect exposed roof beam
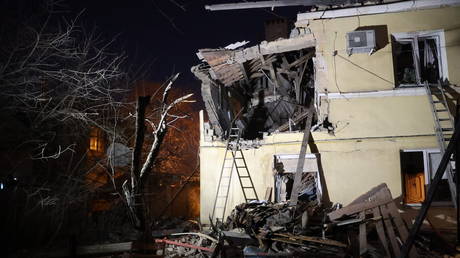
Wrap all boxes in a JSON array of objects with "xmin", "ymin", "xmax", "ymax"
[{"xmin": 205, "ymin": 0, "xmax": 349, "ymax": 11}]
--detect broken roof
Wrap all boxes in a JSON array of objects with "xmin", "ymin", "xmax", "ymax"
[
  {"xmin": 192, "ymin": 32, "xmax": 317, "ymax": 140},
  {"xmin": 196, "ymin": 34, "xmax": 316, "ymax": 87}
]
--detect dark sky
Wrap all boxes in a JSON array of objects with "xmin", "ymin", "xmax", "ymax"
[{"xmin": 66, "ymin": 0, "xmax": 303, "ymax": 90}]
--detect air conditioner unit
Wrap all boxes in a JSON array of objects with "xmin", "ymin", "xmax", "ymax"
[{"xmin": 346, "ymin": 30, "xmax": 376, "ymax": 55}]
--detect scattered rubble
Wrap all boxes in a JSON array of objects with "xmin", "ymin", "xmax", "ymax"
[{"xmin": 153, "ymin": 183, "xmax": 453, "ymax": 257}]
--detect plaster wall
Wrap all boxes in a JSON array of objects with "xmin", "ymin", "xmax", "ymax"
[
  {"xmin": 302, "ymin": 6, "xmax": 460, "ymax": 93},
  {"xmin": 200, "ymin": 128, "xmax": 438, "ymax": 223},
  {"xmin": 199, "ymin": 6, "xmax": 460, "ymax": 224}
]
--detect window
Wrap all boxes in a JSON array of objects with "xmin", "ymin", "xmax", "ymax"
[
  {"xmin": 89, "ymin": 127, "xmax": 104, "ymax": 153},
  {"xmin": 393, "ymin": 30, "xmax": 447, "ymax": 86},
  {"xmin": 273, "ymin": 154, "xmax": 322, "ymax": 203}
]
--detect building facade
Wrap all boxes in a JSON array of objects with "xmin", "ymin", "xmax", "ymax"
[{"xmin": 195, "ymin": 0, "xmax": 460, "ymax": 223}]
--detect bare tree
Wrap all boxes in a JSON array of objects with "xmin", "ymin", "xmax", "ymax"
[
  {"xmin": 0, "ymin": 2, "xmax": 130, "ymax": 250},
  {"xmin": 122, "ymin": 74, "xmax": 193, "ymax": 238}
]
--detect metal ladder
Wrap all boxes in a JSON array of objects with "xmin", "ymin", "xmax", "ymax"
[
  {"xmin": 425, "ymin": 82, "xmax": 457, "ymax": 208},
  {"xmin": 211, "ymin": 127, "xmax": 259, "ymax": 223}
]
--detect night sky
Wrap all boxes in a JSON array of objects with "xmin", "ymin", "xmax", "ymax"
[{"xmin": 65, "ymin": 0, "xmax": 303, "ymax": 93}]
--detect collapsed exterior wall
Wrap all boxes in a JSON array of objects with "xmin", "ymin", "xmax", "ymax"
[
  {"xmin": 195, "ymin": 1, "xmax": 460, "ymax": 223},
  {"xmin": 192, "ymin": 33, "xmax": 317, "ymax": 140}
]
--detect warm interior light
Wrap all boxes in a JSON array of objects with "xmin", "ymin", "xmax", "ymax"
[{"xmin": 89, "ymin": 127, "xmax": 104, "ymax": 153}]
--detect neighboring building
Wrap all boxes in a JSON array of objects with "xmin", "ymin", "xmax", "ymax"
[
  {"xmin": 85, "ymin": 81, "xmax": 200, "ymax": 218},
  {"xmin": 193, "ymin": 0, "xmax": 460, "ymax": 223}
]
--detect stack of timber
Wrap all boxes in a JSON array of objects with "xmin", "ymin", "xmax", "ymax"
[{"xmin": 327, "ymin": 183, "xmax": 418, "ymax": 257}]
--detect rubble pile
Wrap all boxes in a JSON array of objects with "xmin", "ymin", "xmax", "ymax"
[
  {"xmin": 224, "ymin": 201, "xmax": 296, "ymax": 234},
  {"xmin": 223, "ymin": 201, "xmax": 323, "ymax": 233},
  {"xmin": 218, "ymin": 201, "xmax": 347, "ymax": 257},
  {"xmin": 156, "ymin": 233, "xmax": 216, "ymax": 257},
  {"xmin": 154, "ymin": 184, "xmax": 451, "ymax": 257}
]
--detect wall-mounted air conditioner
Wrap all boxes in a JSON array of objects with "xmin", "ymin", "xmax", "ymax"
[{"xmin": 346, "ymin": 30, "xmax": 376, "ymax": 55}]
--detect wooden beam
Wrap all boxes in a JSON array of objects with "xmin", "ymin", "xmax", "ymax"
[
  {"xmin": 349, "ymin": 183, "xmax": 387, "ymax": 205},
  {"xmin": 380, "ymin": 205, "xmax": 400, "ymax": 257},
  {"xmin": 401, "ymin": 118, "xmax": 460, "ymax": 257},
  {"xmin": 328, "ymin": 188, "xmax": 392, "ymax": 221},
  {"xmin": 358, "ymin": 211, "xmax": 367, "ymax": 255},
  {"xmin": 372, "ymin": 207, "xmax": 391, "ymax": 257},
  {"xmin": 273, "ymin": 233, "xmax": 347, "ymax": 248},
  {"xmin": 289, "ymin": 103, "xmax": 314, "ymax": 206}
]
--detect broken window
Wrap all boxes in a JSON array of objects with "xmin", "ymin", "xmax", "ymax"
[
  {"xmin": 393, "ymin": 31, "xmax": 445, "ymax": 86},
  {"xmin": 273, "ymin": 154, "xmax": 322, "ymax": 205}
]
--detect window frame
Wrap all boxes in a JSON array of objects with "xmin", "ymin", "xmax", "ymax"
[
  {"xmin": 89, "ymin": 127, "xmax": 105, "ymax": 154},
  {"xmin": 400, "ymin": 148, "xmax": 444, "ymax": 185},
  {"xmin": 392, "ymin": 30, "xmax": 448, "ymax": 87}
]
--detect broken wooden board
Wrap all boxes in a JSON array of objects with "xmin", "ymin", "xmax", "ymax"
[
  {"xmin": 349, "ymin": 183, "xmax": 388, "ymax": 205},
  {"xmin": 329, "ymin": 184, "xmax": 418, "ymax": 257},
  {"xmin": 273, "ymin": 233, "xmax": 347, "ymax": 248},
  {"xmin": 328, "ymin": 197, "xmax": 392, "ymax": 221},
  {"xmin": 372, "ymin": 207, "xmax": 391, "ymax": 257}
]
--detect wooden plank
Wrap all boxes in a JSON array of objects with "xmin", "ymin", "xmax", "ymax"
[
  {"xmin": 276, "ymin": 109, "xmax": 309, "ymax": 132},
  {"xmin": 359, "ymin": 211, "xmax": 367, "ymax": 256},
  {"xmin": 289, "ymin": 104, "xmax": 313, "ymax": 206},
  {"xmin": 387, "ymin": 202, "xmax": 417, "ymax": 258},
  {"xmin": 288, "ymin": 51, "xmax": 314, "ymax": 69},
  {"xmin": 328, "ymin": 196, "xmax": 392, "ymax": 221},
  {"xmin": 273, "ymin": 233, "xmax": 347, "ymax": 248},
  {"xmin": 372, "ymin": 207, "xmax": 390, "ymax": 257},
  {"xmin": 329, "ymin": 186, "xmax": 393, "ymax": 221},
  {"xmin": 380, "ymin": 205, "xmax": 400, "ymax": 257},
  {"xmin": 349, "ymin": 183, "xmax": 388, "ymax": 205},
  {"xmin": 387, "ymin": 202, "xmax": 409, "ymax": 239}
]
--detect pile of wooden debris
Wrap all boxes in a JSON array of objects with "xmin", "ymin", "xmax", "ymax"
[{"xmin": 154, "ymin": 183, "xmax": 448, "ymax": 257}]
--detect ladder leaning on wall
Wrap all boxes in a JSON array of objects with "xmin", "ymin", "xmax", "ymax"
[
  {"xmin": 424, "ymin": 82, "xmax": 457, "ymax": 208},
  {"xmin": 211, "ymin": 127, "xmax": 259, "ymax": 223}
]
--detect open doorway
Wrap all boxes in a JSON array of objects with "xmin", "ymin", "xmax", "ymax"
[
  {"xmin": 400, "ymin": 149, "xmax": 452, "ymax": 205},
  {"xmin": 400, "ymin": 151, "xmax": 425, "ymax": 204}
]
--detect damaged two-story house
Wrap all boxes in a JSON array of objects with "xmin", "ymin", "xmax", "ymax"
[{"xmin": 192, "ymin": 0, "xmax": 460, "ymax": 223}]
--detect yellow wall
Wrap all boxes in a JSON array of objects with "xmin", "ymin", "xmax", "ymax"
[
  {"xmin": 200, "ymin": 131, "xmax": 438, "ymax": 223},
  {"xmin": 199, "ymin": 6, "xmax": 460, "ymax": 224},
  {"xmin": 328, "ymin": 95, "xmax": 435, "ymax": 139},
  {"xmin": 305, "ymin": 6, "xmax": 460, "ymax": 93}
]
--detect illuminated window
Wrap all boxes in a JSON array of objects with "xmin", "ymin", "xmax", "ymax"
[{"xmin": 89, "ymin": 127, "xmax": 104, "ymax": 153}]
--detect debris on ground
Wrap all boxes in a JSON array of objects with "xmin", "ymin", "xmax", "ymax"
[{"xmin": 153, "ymin": 183, "xmax": 453, "ymax": 257}]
